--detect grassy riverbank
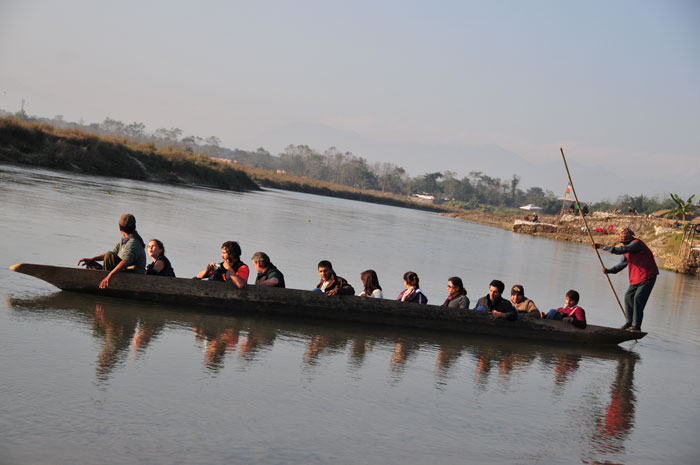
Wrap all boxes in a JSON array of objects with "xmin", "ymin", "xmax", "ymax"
[
  {"xmin": 0, "ymin": 118, "xmax": 452, "ymax": 213},
  {"xmin": 0, "ymin": 118, "xmax": 259, "ymax": 191}
]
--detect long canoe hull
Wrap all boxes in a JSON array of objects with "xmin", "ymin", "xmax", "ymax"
[{"xmin": 10, "ymin": 263, "xmax": 646, "ymax": 346}]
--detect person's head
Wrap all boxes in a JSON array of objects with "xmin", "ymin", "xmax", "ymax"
[
  {"xmin": 221, "ymin": 241, "xmax": 241, "ymax": 263},
  {"xmin": 619, "ymin": 228, "xmax": 635, "ymax": 244},
  {"xmin": 447, "ymin": 276, "xmax": 464, "ymax": 296},
  {"xmin": 510, "ymin": 284, "xmax": 525, "ymax": 304},
  {"xmin": 361, "ymin": 269, "xmax": 382, "ymax": 292},
  {"xmin": 403, "ymin": 271, "xmax": 419, "ymax": 288},
  {"xmin": 489, "ymin": 279, "xmax": 505, "ymax": 301},
  {"xmin": 251, "ymin": 252, "xmax": 270, "ymax": 273},
  {"xmin": 318, "ymin": 260, "xmax": 334, "ymax": 281},
  {"xmin": 565, "ymin": 289, "xmax": 580, "ymax": 307},
  {"xmin": 119, "ymin": 214, "xmax": 136, "ymax": 234},
  {"xmin": 147, "ymin": 239, "xmax": 164, "ymax": 259}
]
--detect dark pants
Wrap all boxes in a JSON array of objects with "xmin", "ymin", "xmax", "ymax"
[
  {"xmin": 624, "ymin": 276, "xmax": 656, "ymax": 330},
  {"xmin": 86, "ymin": 251, "xmax": 122, "ymax": 271},
  {"xmin": 546, "ymin": 309, "xmax": 563, "ymax": 320}
]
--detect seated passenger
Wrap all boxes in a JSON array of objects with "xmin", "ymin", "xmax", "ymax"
[
  {"xmin": 397, "ymin": 271, "xmax": 428, "ymax": 304},
  {"xmin": 195, "ymin": 241, "xmax": 249, "ymax": 289},
  {"xmin": 251, "ymin": 252, "xmax": 285, "ymax": 288},
  {"xmin": 359, "ymin": 269, "xmax": 383, "ymax": 298},
  {"xmin": 510, "ymin": 285, "xmax": 541, "ymax": 318},
  {"xmin": 77, "ymin": 213, "xmax": 146, "ymax": 289},
  {"xmin": 315, "ymin": 260, "xmax": 354, "ymax": 296},
  {"xmin": 442, "ymin": 277, "xmax": 469, "ymax": 309},
  {"xmin": 475, "ymin": 279, "xmax": 518, "ymax": 321},
  {"xmin": 545, "ymin": 290, "xmax": 587, "ymax": 329},
  {"xmin": 145, "ymin": 239, "xmax": 176, "ymax": 277}
]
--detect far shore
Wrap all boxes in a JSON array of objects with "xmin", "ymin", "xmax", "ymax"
[{"xmin": 2, "ymin": 117, "xmax": 695, "ymax": 275}]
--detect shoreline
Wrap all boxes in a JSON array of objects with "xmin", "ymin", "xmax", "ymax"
[{"xmin": 442, "ymin": 211, "xmax": 698, "ymax": 276}]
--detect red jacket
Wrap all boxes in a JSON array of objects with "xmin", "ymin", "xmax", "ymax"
[
  {"xmin": 558, "ymin": 305, "xmax": 587, "ymax": 329},
  {"xmin": 626, "ymin": 239, "xmax": 659, "ymax": 285},
  {"xmin": 604, "ymin": 239, "xmax": 659, "ymax": 285}
]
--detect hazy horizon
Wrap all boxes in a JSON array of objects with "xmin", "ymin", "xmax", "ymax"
[{"xmin": 2, "ymin": 1, "xmax": 698, "ymax": 201}]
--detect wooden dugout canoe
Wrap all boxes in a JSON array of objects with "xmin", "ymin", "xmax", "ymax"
[{"xmin": 9, "ymin": 262, "xmax": 646, "ymax": 346}]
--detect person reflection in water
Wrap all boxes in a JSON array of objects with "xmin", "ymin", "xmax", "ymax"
[
  {"xmin": 552, "ymin": 354, "xmax": 581, "ymax": 387},
  {"xmin": 193, "ymin": 327, "xmax": 240, "ymax": 371},
  {"xmin": 592, "ymin": 355, "xmax": 638, "ymax": 455},
  {"xmin": 92, "ymin": 304, "xmax": 139, "ymax": 380}
]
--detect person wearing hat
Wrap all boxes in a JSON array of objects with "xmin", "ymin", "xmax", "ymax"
[
  {"xmin": 78, "ymin": 213, "xmax": 147, "ymax": 289},
  {"xmin": 594, "ymin": 228, "xmax": 659, "ymax": 331},
  {"xmin": 510, "ymin": 284, "xmax": 542, "ymax": 319}
]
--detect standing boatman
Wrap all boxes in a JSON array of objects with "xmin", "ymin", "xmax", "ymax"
[{"xmin": 594, "ymin": 228, "xmax": 658, "ymax": 331}]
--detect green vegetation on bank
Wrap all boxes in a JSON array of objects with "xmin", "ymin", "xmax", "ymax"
[{"xmin": 0, "ymin": 117, "xmax": 258, "ymax": 191}]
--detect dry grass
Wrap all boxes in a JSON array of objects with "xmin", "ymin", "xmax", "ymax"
[{"xmin": 0, "ymin": 117, "xmax": 258, "ymax": 191}]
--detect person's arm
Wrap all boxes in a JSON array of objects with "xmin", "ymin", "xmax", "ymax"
[
  {"xmin": 328, "ymin": 277, "xmax": 354, "ymax": 296},
  {"xmin": 504, "ymin": 302, "xmax": 518, "ymax": 320},
  {"xmin": 196, "ymin": 263, "xmax": 216, "ymax": 279},
  {"xmin": 78, "ymin": 253, "xmax": 106, "ymax": 266},
  {"xmin": 227, "ymin": 263, "xmax": 249, "ymax": 289},
  {"xmin": 336, "ymin": 282, "xmax": 355, "ymax": 295},
  {"xmin": 99, "ymin": 259, "xmax": 129, "ymax": 288},
  {"xmin": 490, "ymin": 301, "xmax": 517, "ymax": 320},
  {"xmin": 152, "ymin": 259, "xmax": 166, "ymax": 273},
  {"xmin": 257, "ymin": 272, "xmax": 279, "ymax": 287},
  {"xmin": 562, "ymin": 307, "xmax": 586, "ymax": 329},
  {"xmin": 604, "ymin": 255, "xmax": 628, "ymax": 274},
  {"xmin": 604, "ymin": 241, "xmax": 641, "ymax": 255}
]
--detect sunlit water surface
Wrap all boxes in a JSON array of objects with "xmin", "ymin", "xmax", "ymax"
[{"xmin": 1, "ymin": 165, "xmax": 699, "ymax": 465}]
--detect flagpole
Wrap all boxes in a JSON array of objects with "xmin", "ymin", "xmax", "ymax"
[{"xmin": 559, "ymin": 147, "xmax": 627, "ymax": 319}]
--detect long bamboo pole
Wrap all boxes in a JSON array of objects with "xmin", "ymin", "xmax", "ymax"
[{"xmin": 559, "ymin": 147, "xmax": 626, "ymax": 318}]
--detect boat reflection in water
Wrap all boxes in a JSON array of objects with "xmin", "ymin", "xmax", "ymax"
[{"xmin": 7, "ymin": 290, "xmax": 639, "ymax": 460}]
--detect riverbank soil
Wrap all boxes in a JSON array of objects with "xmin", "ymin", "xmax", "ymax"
[{"xmin": 444, "ymin": 210, "xmax": 699, "ymax": 275}]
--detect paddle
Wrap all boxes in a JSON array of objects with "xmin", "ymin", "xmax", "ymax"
[{"xmin": 559, "ymin": 147, "xmax": 626, "ymax": 320}]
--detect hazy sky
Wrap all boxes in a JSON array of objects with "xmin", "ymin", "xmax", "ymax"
[{"xmin": 2, "ymin": 0, "xmax": 698, "ymax": 200}]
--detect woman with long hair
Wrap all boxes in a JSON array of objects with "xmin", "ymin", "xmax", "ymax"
[{"xmin": 359, "ymin": 269, "xmax": 383, "ymax": 298}]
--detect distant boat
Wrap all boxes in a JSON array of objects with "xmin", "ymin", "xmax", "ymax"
[
  {"xmin": 519, "ymin": 204, "xmax": 542, "ymax": 210},
  {"xmin": 10, "ymin": 263, "xmax": 645, "ymax": 346}
]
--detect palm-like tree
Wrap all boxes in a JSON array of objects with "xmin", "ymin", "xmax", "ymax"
[{"xmin": 666, "ymin": 193, "xmax": 697, "ymax": 221}]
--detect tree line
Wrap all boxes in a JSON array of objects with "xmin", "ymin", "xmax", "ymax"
[{"xmin": 5, "ymin": 109, "xmax": 695, "ymax": 216}]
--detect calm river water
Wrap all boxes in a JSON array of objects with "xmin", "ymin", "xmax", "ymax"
[{"xmin": 1, "ymin": 164, "xmax": 699, "ymax": 465}]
